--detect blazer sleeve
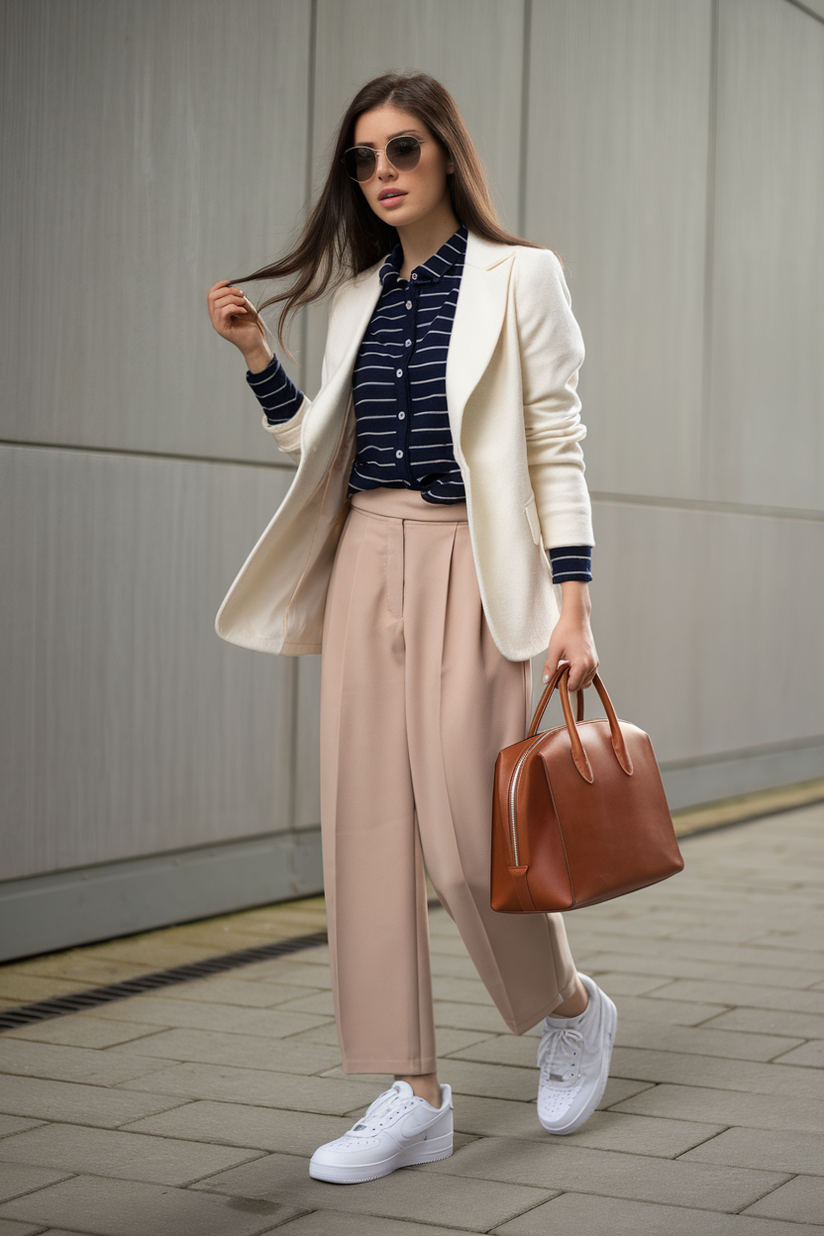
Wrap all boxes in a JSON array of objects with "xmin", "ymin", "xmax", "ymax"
[
  {"xmin": 258, "ymin": 285, "xmax": 344, "ymax": 466},
  {"xmin": 513, "ymin": 247, "xmax": 595, "ymax": 549}
]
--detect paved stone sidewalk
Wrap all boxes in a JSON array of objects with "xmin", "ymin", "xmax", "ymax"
[{"xmin": 0, "ymin": 802, "xmax": 822, "ymax": 1235}]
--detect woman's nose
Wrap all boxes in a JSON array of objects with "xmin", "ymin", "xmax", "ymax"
[{"xmin": 375, "ymin": 149, "xmax": 396, "ymax": 178}]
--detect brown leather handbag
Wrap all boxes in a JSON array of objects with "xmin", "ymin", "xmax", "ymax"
[{"xmin": 491, "ymin": 663, "xmax": 684, "ymax": 913}]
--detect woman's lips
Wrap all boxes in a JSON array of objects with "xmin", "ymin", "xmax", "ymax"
[{"xmin": 378, "ymin": 191, "xmax": 407, "ymax": 206}]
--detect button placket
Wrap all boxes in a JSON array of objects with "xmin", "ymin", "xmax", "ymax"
[{"xmin": 392, "ymin": 277, "xmax": 418, "ymax": 485}]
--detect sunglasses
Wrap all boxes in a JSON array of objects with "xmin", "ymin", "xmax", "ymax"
[{"xmin": 342, "ymin": 136, "xmax": 426, "ymax": 183}]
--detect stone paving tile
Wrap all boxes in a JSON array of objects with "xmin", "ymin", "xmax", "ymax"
[
  {"xmin": 0, "ymin": 1118, "xmax": 44, "ymax": 1140},
  {"xmin": 0, "ymin": 1175, "xmax": 302, "ymax": 1236},
  {"xmin": 649, "ymin": 978, "xmax": 824, "ymax": 1015},
  {"xmin": 543, "ymin": 1110, "xmax": 725, "ymax": 1157},
  {"xmin": 772, "ymin": 1040, "xmax": 824, "ymax": 1068},
  {"xmin": 612, "ymin": 1081, "xmax": 824, "ymax": 1134},
  {"xmin": 0, "ymin": 975, "xmax": 93, "ymax": 1004},
  {"xmin": 0, "ymin": 1218, "xmax": 49, "ymax": 1236},
  {"xmin": 447, "ymin": 1019, "xmax": 801, "ymax": 1067},
  {"xmin": 609, "ymin": 1045, "xmax": 824, "ymax": 1099},
  {"xmin": 0, "ymin": 1121, "xmax": 264, "ymax": 1185},
  {"xmin": 241, "ymin": 953, "xmax": 331, "ymax": 982},
  {"xmin": 0, "ymin": 1075, "xmax": 186, "ymax": 1128},
  {"xmin": 110, "ymin": 1028, "xmax": 342, "ymax": 1074},
  {"xmin": 433, "ymin": 1059, "xmax": 538, "ymax": 1102},
  {"xmin": 592, "ymin": 993, "xmax": 730, "ymax": 1026},
  {"xmin": 272, "ymin": 993, "xmax": 335, "ymax": 1017},
  {"xmin": 118, "ymin": 1060, "xmax": 386, "ymax": 1115},
  {"xmin": 492, "ymin": 1191, "xmax": 824, "ymax": 1235},
  {"xmin": 3, "ymin": 1016, "xmax": 163, "ymax": 1050},
  {"xmin": 274, "ymin": 1212, "xmax": 488, "ymax": 1236},
  {"xmin": 700, "ymin": 1006, "xmax": 824, "ymax": 1039},
  {"xmin": 193, "ymin": 1151, "xmax": 556, "ymax": 1230},
  {"xmin": 680, "ymin": 1125, "xmax": 824, "ymax": 1175},
  {"xmin": 141, "ymin": 976, "xmax": 322, "ymax": 1008},
  {"xmin": 430, "ymin": 977, "xmax": 495, "ymax": 1006},
  {"xmin": 253, "ymin": 964, "xmax": 333, "ymax": 990},
  {"xmin": 744, "ymin": 1176, "xmax": 824, "ymax": 1225},
  {"xmin": 0, "ymin": 1165, "xmax": 73, "ymax": 1205},
  {"xmin": 88, "ymin": 995, "xmax": 332, "ymax": 1037},
  {"xmin": 613, "ymin": 1020, "xmax": 803, "ymax": 1063},
  {"xmin": 429, "ymin": 1002, "xmax": 510, "ymax": 1033},
  {"xmin": 584, "ymin": 971, "xmax": 674, "ymax": 996},
  {"xmin": 582, "ymin": 936, "xmax": 824, "ymax": 973},
  {"xmin": 0, "ymin": 1039, "xmax": 174, "ymax": 1087},
  {"xmin": 122, "ymin": 1101, "xmax": 353, "ymax": 1156},
  {"xmin": 451, "ymin": 1081, "xmax": 654, "ymax": 1140},
  {"xmin": 424, "ymin": 1135, "xmax": 790, "ymax": 1212}
]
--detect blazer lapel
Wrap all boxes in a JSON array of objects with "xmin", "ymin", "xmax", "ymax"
[
  {"xmin": 446, "ymin": 231, "xmax": 515, "ymax": 449},
  {"xmin": 300, "ymin": 265, "xmax": 382, "ymax": 469}
]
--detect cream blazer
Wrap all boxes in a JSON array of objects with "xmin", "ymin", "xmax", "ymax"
[{"xmin": 215, "ymin": 230, "xmax": 595, "ymax": 663}]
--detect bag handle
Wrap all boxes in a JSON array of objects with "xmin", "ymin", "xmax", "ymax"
[{"xmin": 527, "ymin": 664, "xmax": 633, "ymax": 781}]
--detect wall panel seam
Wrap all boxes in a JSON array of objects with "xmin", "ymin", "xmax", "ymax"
[
  {"xmin": 660, "ymin": 734, "xmax": 824, "ymax": 772},
  {"xmin": 699, "ymin": 0, "xmax": 720, "ymax": 500},
  {"xmin": 0, "ymin": 439, "xmax": 294, "ymax": 474},
  {"xmin": 517, "ymin": 0, "xmax": 532, "ymax": 237},
  {"xmin": 590, "ymin": 491, "xmax": 824, "ymax": 522}
]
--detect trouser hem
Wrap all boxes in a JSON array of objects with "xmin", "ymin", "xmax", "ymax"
[
  {"xmin": 506, "ymin": 970, "xmax": 580, "ymax": 1035},
  {"xmin": 341, "ymin": 1056, "xmax": 439, "ymax": 1076}
]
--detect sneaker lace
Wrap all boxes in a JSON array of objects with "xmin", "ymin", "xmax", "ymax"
[
  {"xmin": 538, "ymin": 1025, "xmax": 584, "ymax": 1088},
  {"xmin": 347, "ymin": 1083, "xmax": 415, "ymax": 1136}
]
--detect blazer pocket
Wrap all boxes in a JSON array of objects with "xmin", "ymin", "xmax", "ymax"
[{"xmin": 524, "ymin": 494, "xmax": 543, "ymax": 546}]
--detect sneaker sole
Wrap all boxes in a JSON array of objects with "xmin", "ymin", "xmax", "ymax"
[
  {"xmin": 538, "ymin": 992, "xmax": 617, "ymax": 1136},
  {"xmin": 309, "ymin": 1133, "xmax": 453, "ymax": 1184}
]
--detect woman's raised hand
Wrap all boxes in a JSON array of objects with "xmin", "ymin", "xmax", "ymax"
[{"xmin": 206, "ymin": 280, "xmax": 273, "ymax": 369}]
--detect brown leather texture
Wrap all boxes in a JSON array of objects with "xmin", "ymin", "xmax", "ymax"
[{"xmin": 491, "ymin": 664, "xmax": 684, "ymax": 913}]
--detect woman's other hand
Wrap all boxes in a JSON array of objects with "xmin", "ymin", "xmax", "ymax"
[
  {"xmin": 206, "ymin": 280, "xmax": 273, "ymax": 369},
  {"xmin": 542, "ymin": 581, "xmax": 599, "ymax": 692}
]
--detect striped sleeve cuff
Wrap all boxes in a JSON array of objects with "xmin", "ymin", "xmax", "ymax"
[
  {"xmin": 548, "ymin": 546, "xmax": 593, "ymax": 583},
  {"xmin": 245, "ymin": 353, "xmax": 304, "ymax": 425}
]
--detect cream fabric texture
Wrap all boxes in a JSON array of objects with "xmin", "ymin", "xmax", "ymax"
[
  {"xmin": 215, "ymin": 230, "xmax": 594, "ymax": 662},
  {"xmin": 320, "ymin": 488, "xmax": 578, "ymax": 1073}
]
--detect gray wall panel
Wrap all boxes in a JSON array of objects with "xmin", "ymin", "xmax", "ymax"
[
  {"xmin": 587, "ymin": 499, "xmax": 824, "ymax": 764},
  {"xmin": 706, "ymin": 0, "xmax": 824, "ymax": 510},
  {"xmin": 525, "ymin": 0, "xmax": 712, "ymax": 501},
  {"xmin": 0, "ymin": 0, "xmax": 311, "ymax": 463},
  {"xmin": 0, "ymin": 445, "xmax": 294, "ymax": 881}
]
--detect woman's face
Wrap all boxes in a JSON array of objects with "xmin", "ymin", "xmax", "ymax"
[{"xmin": 351, "ymin": 104, "xmax": 454, "ymax": 230}]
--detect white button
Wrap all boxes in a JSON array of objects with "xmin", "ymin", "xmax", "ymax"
[
  {"xmin": 411, "ymin": 273, "xmax": 418, "ymax": 280},
  {"xmin": 396, "ymin": 369, "xmax": 403, "ymax": 377},
  {"xmin": 398, "ymin": 411, "xmax": 405, "ymax": 420},
  {"xmin": 405, "ymin": 301, "xmax": 412, "ymax": 309},
  {"xmin": 405, "ymin": 339, "xmax": 412, "ymax": 347},
  {"xmin": 395, "ymin": 449, "xmax": 403, "ymax": 458}
]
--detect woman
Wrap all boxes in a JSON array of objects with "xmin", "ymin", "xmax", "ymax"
[{"xmin": 206, "ymin": 71, "xmax": 616, "ymax": 1185}]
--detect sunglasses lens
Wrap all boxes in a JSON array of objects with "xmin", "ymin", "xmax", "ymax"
[
  {"xmin": 344, "ymin": 147, "xmax": 377, "ymax": 182},
  {"xmin": 386, "ymin": 136, "xmax": 421, "ymax": 170}
]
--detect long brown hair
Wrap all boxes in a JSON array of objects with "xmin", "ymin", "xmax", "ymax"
[{"xmin": 230, "ymin": 71, "xmax": 542, "ymax": 352}]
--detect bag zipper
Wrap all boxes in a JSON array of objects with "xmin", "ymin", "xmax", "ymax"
[{"xmin": 508, "ymin": 733, "xmax": 548, "ymax": 867}]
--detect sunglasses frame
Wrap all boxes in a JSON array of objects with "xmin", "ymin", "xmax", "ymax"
[{"xmin": 342, "ymin": 136, "xmax": 427, "ymax": 183}]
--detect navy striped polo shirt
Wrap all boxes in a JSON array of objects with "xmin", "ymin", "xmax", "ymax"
[{"xmin": 245, "ymin": 225, "xmax": 592, "ymax": 583}]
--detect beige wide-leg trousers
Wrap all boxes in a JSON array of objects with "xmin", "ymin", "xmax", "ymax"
[{"xmin": 319, "ymin": 487, "xmax": 578, "ymax": 1075}]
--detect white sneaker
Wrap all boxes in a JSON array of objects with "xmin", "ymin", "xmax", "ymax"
[
  {"xmin": 537, "ymin": 972, "xmax": 617, "ymax": 1135},
  {"xmin": 309, "ymin": 1080, "xmax": 453, "ymax": 1184}
]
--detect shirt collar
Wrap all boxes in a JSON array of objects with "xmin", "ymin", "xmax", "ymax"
[{"xmin": 379, "ymin": 223, "xmax": 468, "ymax": 288}]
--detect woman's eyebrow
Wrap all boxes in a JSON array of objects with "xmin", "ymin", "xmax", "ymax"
[{"xmin": 355, "ymin": 129, "xmax": 424, "ymax": 146}]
